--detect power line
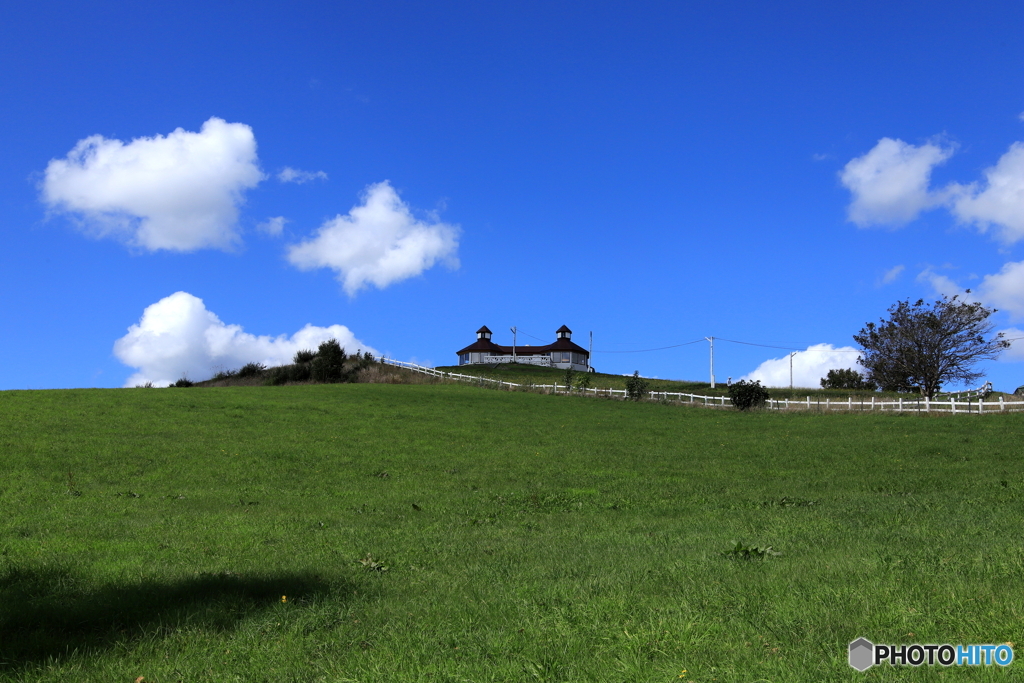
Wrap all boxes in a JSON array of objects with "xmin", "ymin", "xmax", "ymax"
[
  {"xmin": 514, "ymin": 329, "xmax": 548, "ymax": 343},
  {"xmin": 594, "ymin": 339, "xmax": 706, "ymax": 353},
  {"xmin": 527, "ymin": 329, "xmax": 1023, "ymax": 355},
  {"xmin": 716, "ymin": 337, "xmax": 803, "ymax": 351}
]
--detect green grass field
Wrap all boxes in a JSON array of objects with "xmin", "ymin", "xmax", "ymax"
[{"xmin": 1, "ymin": 384, "xmax": 1022, "ymax": 681}]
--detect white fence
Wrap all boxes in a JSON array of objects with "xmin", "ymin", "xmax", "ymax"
[
  {"xmin": 935, "ymin": 381, "xmax": 992, "ymax": 401},
  {"xmin": 481, "ymin": 355, "xmax": 551, "ymax": 366},
  {"xmin": 379, "ymin": 357, "xmax": 1024, "ymax": 414}
]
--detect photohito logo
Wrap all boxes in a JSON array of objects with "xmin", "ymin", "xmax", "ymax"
[{"xmin": 849, "ymin": 638, "xmax": 1014, "ymax": 670}]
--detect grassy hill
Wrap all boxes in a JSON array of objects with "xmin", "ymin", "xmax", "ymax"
[
  {"xmin": 434, "ymin": 362, "xmax": 994, "ymax": 401},
  {"xmin": 1, "ymin": 384, "xmax": 1022, "ymax": 681}
]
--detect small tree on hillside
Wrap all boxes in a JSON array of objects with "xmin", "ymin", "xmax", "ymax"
[
  {"xmin": 574, "ymin": 371, "xmax": 592, "ymax": 393},
  {"xmin": 311, "ymin": 339, "xmax": 348, "ymax": 383},
  {"xmin": 820, "ymin": 368, "xmax": 874, "ymax": 390},
  {"xmin": 853, "ymin": 294, "xmax": 1009, "ymax": 398},
  {"xmin": 294, "ymin": 349, "xmax": 317, "ymax": 364},
  {"xmin": 562, "ymin": 366, "xmax": 576, "ymax": 392},
  {"xmin": 625, "ymin": 371, "xmax": 649, "ymax": 401}
]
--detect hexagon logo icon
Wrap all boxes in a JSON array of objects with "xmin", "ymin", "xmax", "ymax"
[{"xmin": 849, "ymin": 638, "xmax": 874, "ymax": 671}]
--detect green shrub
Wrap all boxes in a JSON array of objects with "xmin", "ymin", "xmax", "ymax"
[
  {"xmin": 171, "ymin": 377, "xmax": 194, "ymax": 388},
  {"xmin": 574, "ymin": 372, "xmax": 592, "ymax": 393},
  {"xmin": 728, "ymin": 379, "xmax": 770, "ymax": 411},
  {"xmin": 562, "ymin": 366, "xmax": 576, "ymax": 391},
  {"xmin": 293, "ymin": 349, "xmax": 317, "ymax": 364},
  {"xmin": 625, "ymin": 371, "xmax": 649, "ymax": 401},
  {"xmin": 237, "ymin": 362, "xmax": 266, "ymax": 379},
  {"xmin": 212, "ymin": 369, "xmax": 237, "ymax": 381},
  {"xmin": 820, "ymin": 368, "xmax": 874, "ymax": 390},
  {"xmin": 350, "ymin": 350, "xmax": 375, "ymax": 373},
  {"xmin": 311, "ymin": 339, "xmax": 348, "ymax": 383},
  {"xmin": 289, "ymin": 362, "xmax": 311, "ymax": 382},
  {"xmin": 264, "ymin": 367, "xmax": 291, "ymax": 386}
]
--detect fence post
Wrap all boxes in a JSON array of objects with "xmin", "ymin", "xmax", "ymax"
[
  {"xmin": 951, "ymin": 397, "xmax": 956, "ymax": 414},
  {"xmin": 1000, "ymin": 395, "xmax": 1005, "ymax": 412},
  {"xmin": 848, "ymin": 396, "xmax": 852, "ymax": 411},
  {"xmin": 979, "ymin": 398, "xmax": 983, "ymax": 415},
  {"xmin": 806, "ymin": 396, "xmax": 810, "ymax": 410}
]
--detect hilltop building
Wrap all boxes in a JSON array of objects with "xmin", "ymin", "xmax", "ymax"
[{"xmin": 456, "ymin": 325, "xmax": 591, "ymax": 372}]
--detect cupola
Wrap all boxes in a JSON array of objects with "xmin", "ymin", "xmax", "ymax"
[
  {"xmin": 556, "ymin": 325, "xmax": 572, "ymax": 340},
  {"xmin": 476, "ymin": 325, "xmax": 493, "ymax": 341}
]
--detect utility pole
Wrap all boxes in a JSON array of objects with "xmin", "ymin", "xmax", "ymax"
[
  {"xmin": 790, "ymin": 352, "xmax": 796, "ymax": 391},
  {"xmin": 510, "ymin": 326, "xmax": 517, "ymax": 363},
  {"xmin": 589, "ymin": 331, "xmax": 593, "ymax": 371},
  {"xmin": 705, "ymin": 336, "xmax": 715, "ymax": 388}
]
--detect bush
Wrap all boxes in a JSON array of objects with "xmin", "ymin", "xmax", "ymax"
[
  {"xmin": 237, "ymin": 362, "xmax": 267, "ymax": 379},
  {"xmin": 574, "ymin": 372, "xmax": 592, "ymax": 393},
  {"xmin": 562, "ymin": 366, "xmax": 576, "ymax": 391},
  {"xmin": 350, "ymin": 350, "xmax": 375, "ymax": 373},
  {"xmin": 289, "ymin": 362, "xmax": 311, "ymax": 382},
  {"xmin": 212, "ymin": 369, "xmax": 237, "ymax": 381},
  {"xmin": 264, "ymin": 367, "xmax": 291, "ymax": 386},
  {"xmin": 728, "ymin": 379, "xmax": 770, "ymax": 411},
  {"xmin": 311, "ymin": 339, "xmax": 348, "ymax": 383},
  {"xmin": 171, "ymin": 377, "xmax": 194, "ymax": 388},
  {"xmin": 625, "ymin": 371, "xmax": 649, "ymax": 401},
  {"xmin": 820, "ymin": 368, "xmax": 874, "ymax": 390},
  {"xmin": 294, "ymin": 349, "xmax": 317, "ymax": 364}
]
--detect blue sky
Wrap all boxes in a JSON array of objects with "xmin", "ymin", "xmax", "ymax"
[{"xmin": 3, "ymin": 1, "xmax": 1024, "ymax": 391}]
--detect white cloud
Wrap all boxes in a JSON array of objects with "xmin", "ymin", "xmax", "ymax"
[
  {"xmin": 257, "ymin": 216, "xmax": 288, "ymax": 237},
  {"xmin": 949, "ymin": 143, "xmax": 1024, "ymax": 243},
  {"xmin": 998, "ymin": 328, "xmax": 1024, "ymax": 362},
  {"xmin": 880, "ymin": 264, "xmax": 905, "ymax": 285},
  {"xmin": 278, "ymin": 167, "xmax": 328, "ymax": 184},
  {"xmin": 918, "ymin": 262, "xmax": 1024, "ymax": 322},
  {"xmin": 286, "ymin": 180, "xmax": 460, "ymax": 296},
  {"xmin": 977, "ymin": 261, "xmax": 1024, "ymax": 321},
  {"xmin": 113, "ymin": 291, "xmax": 377, "ymax": 387},
  {"xmin": 840, "ymin": 138, "xmax": 953, "ymax": 226},
  {"xmin": 740, "ymin": 344, "xmax": 863, "ymax": 389},
  {"xmin": 41, "ymin": 118, "xmax": 264, "ymax": 252},
  {"xmin": 916, "ymin": 267, "xmax": 965, "ymax": 299}
]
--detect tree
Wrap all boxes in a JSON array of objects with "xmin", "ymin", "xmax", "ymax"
[
  {"xmin": 853, "ymin": 294, "xmax": 1009, "ymax": 399},
  {"xmin": 728, "ymin": 379, "xmax": 770, "ymax": 411},
  {"xmin": 625, "ymin": 371, "xmax": 649, "ymax": 401},
  {"xmin": 820, "ymin": 368, "xmax": 874, "ymax": 391},
  {"xmin": 310, "ymin": 338, "xmax": 348, "ymax": 383},
  {"xmin": 562, "ymin": 365, "xmax": 576, "ymax": 392}
]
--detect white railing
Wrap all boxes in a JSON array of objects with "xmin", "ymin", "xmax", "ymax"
[
  {"xmin": 378, "ymin": 357, "xmax": 1024, "ymax": 414},
  {"xmin": 935, "ymin": 381, "xmax": 992, "ymax": 401},
  {"xmin": 481, "ymin": 355, "xmax": 551, "ymax": 366}
]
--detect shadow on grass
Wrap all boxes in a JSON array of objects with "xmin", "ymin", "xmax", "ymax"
[{"xmin": 0, "ymin": 563, "xmax": 349, "ymax": 670}]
